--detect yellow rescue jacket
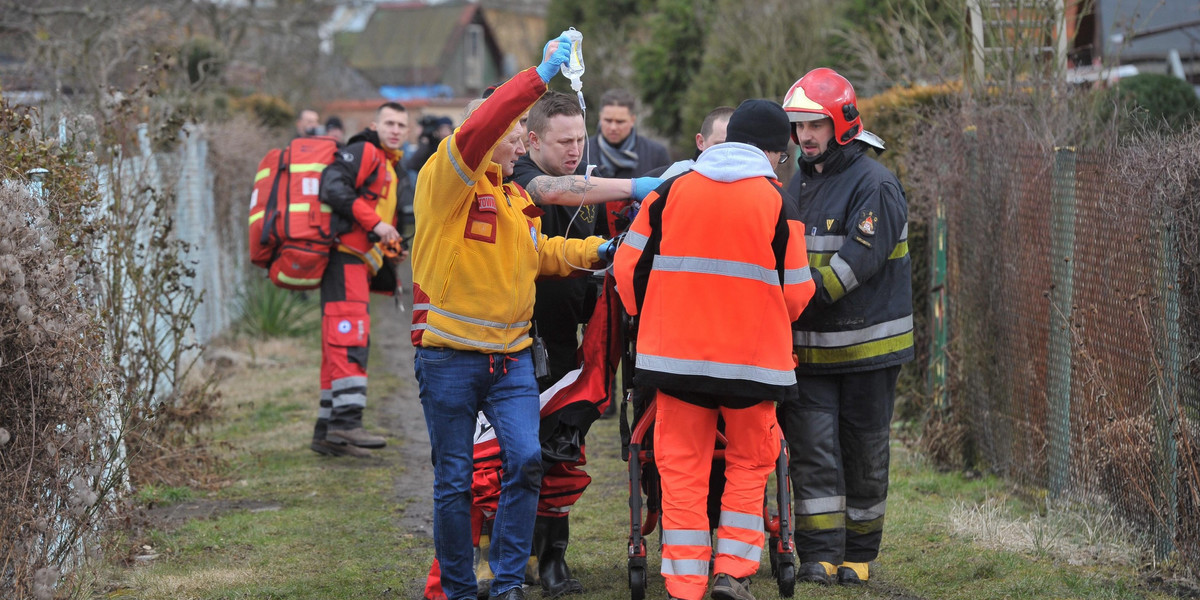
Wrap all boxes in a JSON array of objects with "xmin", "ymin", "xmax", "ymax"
[{"xmin": 410, "ymin": 68, "xmax": 603, "ymax": 353}]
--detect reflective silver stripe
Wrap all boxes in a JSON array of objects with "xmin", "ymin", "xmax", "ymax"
[
  {"xmin": 783, "ymin": 268, "xmax": 813, "ymax": 285},
  {"xmin": 637, "ymin": 353, "xmax": 796, "ymax": 387},
  {"xmin": 792, "ymin": 315, "xmax": 914, "ymax": 348},
  {"xmin": 317, "ymin": 407, "xmax": 332, "ymax": 419},
  {"xmin": 662, "ymin": 529, "xmax": 712, "ymax": 547},
  {"xmin": 544, "ymin": 506, "xmax": 570, "ymax": 513},
  {"xmin": 660, "ymin": 558, "xmax": 709, "ymax": 577},
  {"xmin": 798, "ymin": 495, "xmax": 846, "ymax": 515},
  {"xmin": 652, "ymin": 255, "xmax": 779, "ymax": 286},
  {"xmin": 829, "ymin": 254, "xmax": 859, "ymax": 292},
  {"xmin": 445, "ymin": 139, "xmax": 475, "ymax": 186},
  {"xmin": 848, "ymin": 500, "xmax": 886, "ymax": 522},
  {"xmin": 716, "ymin": 538, "xmax": 762, "ymax": 562},
  {"xmin": 332, "ymin": 377, "xmax": 368, "ymax": 392},
  {"xmin": 413, "ymin": 322, "xmax": 529, "ymax": 352},
  {"xmin": 412, "ymin": 303, "xmax": 529, "ymax": 330},
  {"xmin": 332, "ymin": 392, "xmax": 366, "ymax": 408},
  {"xmin": 320, "ymin": 390, "xmax": 333, "ymax": 401},
  {"xmin": 624, "ymin": 231, "xmax": 648, "ymax": 251},
  {"xmin": 805, "ymin": 235, "xmax": 844, "ymax": 252},
  {"xmin": 899, "ymin": 223, "xmax": 908, "ymax": 241},
  {"xmin": 719, "ymin": 510, "xmax": 763, "ymax": 532}
]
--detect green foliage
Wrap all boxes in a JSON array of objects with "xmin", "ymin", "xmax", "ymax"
[
  {"xmin": 679, "ymin": 0, "xmax": 836, "ymax": 142},
  {"xmin": 546, "ymin": 0, "xmax": 647, "ymax": 35},
  {"xmin": 1108, "ymin": 73, "xmax": 1200, "ymax": 135},
  {"xmin": 632, "ymin": 0, "xmax": 715, "ymax": 141},
  {"xmin": 233, "ymin": 93, "xmax": 295, "ymax": 131},
  {"xmin": 233, "ymin": 278, "xmax": 320, "ymax": 339},
  {"xmin": 545, "ymin": 0, "xmax": 651, "ymax": 121}
]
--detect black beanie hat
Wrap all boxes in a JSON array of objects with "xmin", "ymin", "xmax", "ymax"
[{"xmin": 725, "ymin": 99, "xmax": 791, "ymax": 153}]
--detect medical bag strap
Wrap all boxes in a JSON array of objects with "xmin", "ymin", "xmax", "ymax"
[{"xmin": 261, "ymin": 147, "xmax": 288, "ymax": 253}]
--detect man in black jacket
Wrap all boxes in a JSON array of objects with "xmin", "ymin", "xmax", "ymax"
[
  {"xmin": 574, "ymin": 89, "xmax": 670, "ymax": 238},
  {"xmin": 779, "ymin": 68, "xmax": 914, "ymax": 587}
]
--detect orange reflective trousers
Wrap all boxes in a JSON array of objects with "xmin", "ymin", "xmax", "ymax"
[{"xmin": 655, "ymin": 392, "xmax": 779, "ymax": 600}]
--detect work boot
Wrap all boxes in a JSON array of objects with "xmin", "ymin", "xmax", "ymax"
[
  {"xmin": 475, "ymin": 519, "xmax": 496, "ymax": 600},
  {"xmin": 326, "ymin": 427, "xmax": 387, "ymax": 448},
  {"xmin": 533, "ymin": 515, "xmax": 583, "ymax": 597},
  {"xmin": 309, "ymin": 439, "xmax": 372, "ymax": 458},
  {"xmin": 837, "ymin": 561, "xmax": 869, "ymax": 584},
  {"xmin": 796, "ymin": 561, "xmax": 835, "ymax": 585},
  {"xmin": 711, "ymin": 573, "xmax": 755, "ymax": 600},
  {"xmin": 488, "ymin": 586, "xmax": 525, "ymax": 600}
]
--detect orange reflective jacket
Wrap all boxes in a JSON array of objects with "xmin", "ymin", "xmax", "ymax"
[{"xmin": 613, "ymin": 143, "xmax": 815, "ymax": 402}]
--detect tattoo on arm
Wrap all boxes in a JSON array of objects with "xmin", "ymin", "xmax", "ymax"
[{"xmin": 527, "ymin": 175, "xmax": 598, "ymax": 204}]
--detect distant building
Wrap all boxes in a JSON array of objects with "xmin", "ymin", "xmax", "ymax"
[
  {"xmin": 320, "ymin": 0, "xmax": 548, "ymax": 145},
  {"xmin": 344, "ymin": 1, "xmax": 505, "ymax": 100},
  {"xmin": 1069, "ymin": 0, "xmax": 1200, "ymax": 86}
]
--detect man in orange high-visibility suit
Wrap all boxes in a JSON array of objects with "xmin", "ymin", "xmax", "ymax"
[{"xmin": 613, "ymin": 99, "xmax": 815, "ymax": 600}]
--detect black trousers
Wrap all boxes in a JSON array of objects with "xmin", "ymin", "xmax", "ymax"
[
  {"xmin": 777, "ymin": 365, "xmax": 900, "ymax": 564},
  {"xmin": 533, "ymin": 278, "xmax": 593, "ymax": 391}
]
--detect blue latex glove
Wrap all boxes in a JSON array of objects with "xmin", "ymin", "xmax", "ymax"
[
  {"xmin": 536, "ymin": 34, "xmax": 574, "ymax": 83},
  {"xmin": 631, "ymin": 177, "xmax": 663, "ymax": 201},
  {"xmin": 598, "ymin": 238, "xmax": 618, "ymax": 262}
]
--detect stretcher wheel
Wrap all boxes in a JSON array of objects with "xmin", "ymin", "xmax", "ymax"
[
  {"xmin": 777, "ymin": 563, "xmax": 795, "ymax": 598},
  {"xmin": 768, "ymin": 535, "xmax": 781, "ymax": 574},
  {"xmin": 628, "ymin": 565, "xmax": 646, "ymax": 600}
]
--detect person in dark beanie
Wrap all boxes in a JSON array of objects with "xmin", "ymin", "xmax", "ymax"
[
  {"xmin": 612, "ymin": 98, "xmax": 815, "ymax": 600},
  {"xmin": 324, "ymin": 115, "xmax": 346, "ymax": 145}
]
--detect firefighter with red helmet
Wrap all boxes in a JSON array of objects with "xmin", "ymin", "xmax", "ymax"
[{"xmin": 778, "ymin": 68, "xmax": 914, "ymax": 586}]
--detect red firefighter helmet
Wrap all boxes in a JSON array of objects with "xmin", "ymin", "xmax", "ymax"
[{"xmin": 782, "ymin": 68, "xmax": 862, "ymax": 146}]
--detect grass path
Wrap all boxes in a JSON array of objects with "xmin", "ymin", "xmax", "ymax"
[{"xmin": 102, "ymin": 297, "xmax": 1175, "ymax": 599}]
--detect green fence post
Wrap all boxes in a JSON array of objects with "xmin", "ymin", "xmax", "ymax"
[
  {"xmin": 1155, "ymin": 217, "xmax": 1181, "ymax": 559},
  {"xmin": 1047, "ymin": 147, "xmax": 1077, "ymax": 498},
  {"xmin": 930, "ymin": 197, "xmax": 948, "ymax": 412}
]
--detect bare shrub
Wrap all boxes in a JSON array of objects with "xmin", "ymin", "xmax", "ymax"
[
  {"xmin": 0, "ymin": 179, "xmax": 117, "ymax": 599},
  {"xmin": 205, "ymin": 114, "xmax": 280, "ymax": 272},
  {"xmin": 1, "ymin": 62, "xmax": 226, "ymax": 597}
]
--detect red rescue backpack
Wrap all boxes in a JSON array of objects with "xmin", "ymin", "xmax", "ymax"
[{"xmin": 248, "ymin": 136, "xmax": 340, "ymax": 290}]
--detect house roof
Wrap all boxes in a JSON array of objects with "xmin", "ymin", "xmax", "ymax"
[
  {"xmin": 1097, "ymin": 0, "xmax": 1200, "ymax": 61},
  {"xmin": 349, "ymin": 1, "xmax": 497, "ymax": 87}
]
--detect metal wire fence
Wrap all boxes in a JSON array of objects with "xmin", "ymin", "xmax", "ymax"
[{"xmin": 912, "ymin": 121, "xmax": 1200, "ymax": 571}]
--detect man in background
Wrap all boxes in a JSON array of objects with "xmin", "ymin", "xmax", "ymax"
[
  {"xmin": 577, "ymin": 89, "xmax": 671, "ymax": 238},
  {"xmin": 294, "ymin": 108, "xmax": 320, "ymax": 138},
  {"xmin": 647, "ymin": 106, "xmax": 734, "ymax": 179}
]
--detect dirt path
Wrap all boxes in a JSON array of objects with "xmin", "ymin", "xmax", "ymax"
[{"xmin": 370, "ymin": 263, "xmax": 435, "ymax": 538}]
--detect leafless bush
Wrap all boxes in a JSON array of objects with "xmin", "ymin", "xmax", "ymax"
[
  {"xmin": 0, "ymin": 182, "xmax": 117, "ymax": 599},
  {"xmin": 904, "ymin": 89, "xmax": 1200, "ymax": 573},
  {"xmin": 205, "ymin": 114, "xmax": 280, "ymax": 271},
  {"xmin": 835, "ymin": 3, "xmax": 963, "ymax": 96},
  {"xmin": 1, "ymin": 63, "xmax": 225, "ymax": 598}
]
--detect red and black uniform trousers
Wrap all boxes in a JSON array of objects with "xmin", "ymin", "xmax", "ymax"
[
  {"xmin": 776, "ymin": 365, "xmax": 900, "ymax": 565},
  {"xmin": 313, "ymin": 251, "xmax": 373, "ymax": 441},
  {"xmin": 421, "ymin": 424, "xmax": 592, "ymax": 599}
]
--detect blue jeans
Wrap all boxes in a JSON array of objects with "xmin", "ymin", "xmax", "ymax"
[{"xmin": 415, "ymin": 347, "xmax": 543, "ymax": 600}]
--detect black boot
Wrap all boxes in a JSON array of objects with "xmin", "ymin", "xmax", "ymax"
[{"xmin": 534, "ymin": 515, "xmax": 583, "ymax": 597}]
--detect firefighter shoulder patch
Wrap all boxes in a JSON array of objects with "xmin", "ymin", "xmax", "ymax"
[{"xmin": 857, "ymin": 210, "xmax": 877, "ymax": 236}]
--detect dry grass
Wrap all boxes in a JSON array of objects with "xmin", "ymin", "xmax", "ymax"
[{"xmin": 949, "ymin": 495, "xmax": 1143, "ymax": 567}]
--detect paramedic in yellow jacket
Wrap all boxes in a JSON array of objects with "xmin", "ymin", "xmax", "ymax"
[{"xmin": 409, "ymin": 33, "xmax": 610, "ymax": 600}]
